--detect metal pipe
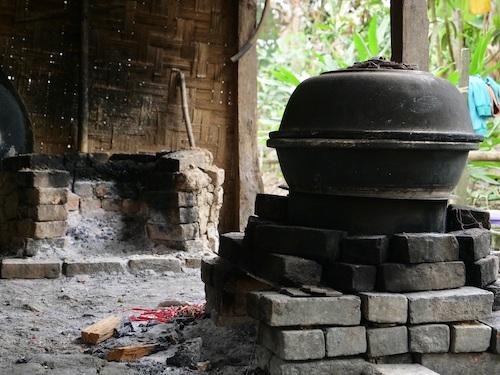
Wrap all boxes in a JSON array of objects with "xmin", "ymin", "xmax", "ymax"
[
  {"xmin": 230, "ymin": 0, "xmax": 271, "ymax": 62},
  {"xmin": 172, "ymin": 68, "xmax": 196, "ymax": 148},
  {"xmin": 79, "ymin": 0, "xmax": 89, "ymax": 152}
]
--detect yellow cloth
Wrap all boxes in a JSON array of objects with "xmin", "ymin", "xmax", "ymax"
[{"xmin": 470, "ymin": 0, "xmax": 491, "ymax": 15}]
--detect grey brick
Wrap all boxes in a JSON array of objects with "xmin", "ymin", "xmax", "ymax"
[
  {"xmin": 390, "ymin": 233, "xmax": 459, "ymax": 263},
  {"xmin": 258, "ymin": 324, "xmax": 325, "ymax": 360},
  {"xmin": 379, "ymin": 262, "xmax": 465, "ymax": 292},
  {"xmin": 409, "ymin": 324, "xmax": 450, "ymax": 353},
  {"xmin": 19, "ymin": 188, "xmax": 68, "ymax": 205},
  {"xmin": 450, "ymin": 322, "xmax": 491, "ymax": 353},
  {"xmin": 326, "ymin": 326, "xmax": 366, "ymax": 357},
  {"xmin": 147, "ymin": 222, "xmax": 199, "ymax": 242},
  {"xmin": 406, "ymin": 287, "xmax": 493, "ymax": 324},
  {"xmin": 17, "ymin": 170, "xmax": 70, "ymax": 188},
  {"xmin": 248, "ymin": 292, "xmax": 361, "ymax": 327},
  {"xmin": 128, "ymin": 256, "xmax": 182, "ymax": 273},
  {"xmin": 359, "ymin": 292, "xmax": 408, "ymax": 324},
  {"xmin": 418, "ymin": 353, "xmax": 500, "ymax": 375},
  {"xmin": 366, "ymin": 364, "xmax": 439, "ymax": 375},
  {"xmin": 17, "ymin": 220, "xmax": 67, "ymax": 239},
  {"xmin": 1, "ymin": 259, "xmax": 61, "ymax": 279},
  {"xmin": 484, "ymin": 280, "xmax": 500, "ymax": 311},
  {"xmin": 479, "ymin": 311, "xmax": 500, "ymax": 353},
  {"xmin": 366, "ymin": 326, "xmax": 408, "ymax": 358},
  {"xmin": 63, "ymin": 259, "xmax": 125, "ymax": 276},
  {"xmin": 21, "ymin": 205, "xmax": 68, "ymax": 222},
  {"xmin": 268, "ymin": 357, "xmax": 369, "ymax": 375}
]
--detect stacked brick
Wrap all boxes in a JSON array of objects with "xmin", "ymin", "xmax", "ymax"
[
  {"xmin": 0, "ymin": 158, "xmax": 70, "ymax": 256},
  {"xmin": 144, "ymin": 149, "xmax": 224, "ymax": 252},
  {"xmin": 201, "ymin": 193, "xmax": 500, "ymax": 375},
  {"xmin": 0, "ymin": 150, "xmax": 223, "ymax": 259}
]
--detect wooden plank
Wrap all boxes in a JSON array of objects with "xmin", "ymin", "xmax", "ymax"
[
  {"xmin": 237, "ymin": 0, "xmax": 263, "ymax": 230},
  {"xmin": 106, "ymin": 343, "xmax": 159, "ymax": 362},
  {"xmin": 390, "ymin": 0, "xmax": 429, "ymax": 70},
  {"xmin": 81, "ymin": 315, "xmax": 121, "ymax": 345}
]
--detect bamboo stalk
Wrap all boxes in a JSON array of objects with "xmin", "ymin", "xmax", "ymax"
[{"xmin": 469, "ymin": 151, "xmax": 500, "ymax": 162}]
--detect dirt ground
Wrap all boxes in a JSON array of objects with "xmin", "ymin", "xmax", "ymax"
[{"xmin": 0, "ymin": 269, "xmax": 258, "ymax": 375}]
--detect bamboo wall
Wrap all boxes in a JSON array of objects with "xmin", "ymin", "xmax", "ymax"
[{"xmin": 0, "ymin": 0, "xmax": 240, "ymax": 231}]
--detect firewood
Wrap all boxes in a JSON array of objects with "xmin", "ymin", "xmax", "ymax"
[
  {"xmin": 106, "ymin": 343, "xmax": 159, "ymax": 362},
  {"xmin": 81, "ymin": 315, "xmax": 121, "ymax": 345}
]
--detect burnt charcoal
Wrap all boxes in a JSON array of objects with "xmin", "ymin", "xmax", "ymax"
[
  {"xmin": 167, "ymin": 337, "xmax": 202, "ymax": 368},
  {"xmin": 467, "ymin": 255, "xmax": 499, "ymax": 288},
  {"xmin": 252, "ymin": 224, "xmax": 345, "ymax": 262},
  {"xmin": 447, "ymin": 204, "xmax": 490, "ymax": 231},
  {"xmin": 243, "ymin": 215, "xmax": 276, "ymax": 250},
  {"xmin": 341, "ymin": 235, "xmax": 389, "ymax": 265},
  {"xmin": 451, "ymin": 228, "xmax": 491, "ymax": 263},
  {"xmin": 1, "ymin": 154, "xmax": 64, "ymax": 171},
  {"xmin": 324, "ymin": 263, "xmax": 376, "ymax": 292},
  {"xmin": 109, "ymin": 153, "xmax": 157, "ymax": 163},
  {"xmin": 254, "ymin": 193, "xmax": 288, "ymax": 222}
]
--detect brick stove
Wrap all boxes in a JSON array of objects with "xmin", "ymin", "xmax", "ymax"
[
  {"xmin": 202, "ymin": 65, "xmax": 500, "ymax": 375},
  {"xmin": 0, "ymin": 149, "xmax": 223, "ymax": 278},
  {"xmin": 203, "ymin": 196, "xmax": 500, "ymax": 375}
]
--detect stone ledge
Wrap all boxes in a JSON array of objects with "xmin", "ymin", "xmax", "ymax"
[
  {"xmin": 1, "ymin": 259, "xmax": 62, "ymax": 279},
  {"xmin": 63, "ymin": 259, "xmax": 126, "ymax": 276},
  {"xmin": 127, "ymin": 256, "xmax": 182, "ymax": 274}
]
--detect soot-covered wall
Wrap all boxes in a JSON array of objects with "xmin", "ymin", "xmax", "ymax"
[{"xmin": 0, "ymin": 0, "xmax": 240, "ymax": 231}]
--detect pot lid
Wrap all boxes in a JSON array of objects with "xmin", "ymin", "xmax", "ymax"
[{"xmin": 271, "ymin": 67, "xmax": 481, "ymax": 143}]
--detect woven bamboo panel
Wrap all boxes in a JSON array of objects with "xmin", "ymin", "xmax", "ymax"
[
  {"xmin": 0, "ymin": 0, "xmax": 80, "ymax": 154},
  {"xmin": 0, "ymin": 0, "xmax": 240, "ymax": 231}
]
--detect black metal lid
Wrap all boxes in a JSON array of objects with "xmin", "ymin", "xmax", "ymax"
[{"xmin": 272, "ymin": 69, "xmax": 481, "ymax": 143}]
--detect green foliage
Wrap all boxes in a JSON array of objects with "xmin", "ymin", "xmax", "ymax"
[{"xmin": 257, "ymin": 0, "xmax": 499, "ymax": 206}]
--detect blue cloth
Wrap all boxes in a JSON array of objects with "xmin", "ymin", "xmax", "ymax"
[{"xmin": 468, "ymin": 75, "xmax": 492, "ymax": 136}]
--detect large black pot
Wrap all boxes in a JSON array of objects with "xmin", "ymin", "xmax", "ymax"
[
  {"xmin": 0, "ymin": 68, "xmax": 33, "ymax": 159},
  {"xmin": 268, "ymin": 69, "xmax": 481, "ymax": 234}
]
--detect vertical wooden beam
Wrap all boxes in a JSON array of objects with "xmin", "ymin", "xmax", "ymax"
[
  {"xmin": 237, "ymin": 0, "xmax": 263, "ymax": 230},
  {"xmin": 390, "ymin": 0, "xmax": 429, "ymax": 71},
  {"xmin": 79, "ymin": 0, "xmax": 90, "ymax": 152}
]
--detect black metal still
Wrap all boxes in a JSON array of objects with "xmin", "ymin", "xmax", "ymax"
[
  {"xmin": 0, "ymin": 68, "xmax": 33, "ymax": 159},
  {"xmin": 268, "ymin": 68, "xmax": 481, "ymax": 234}
]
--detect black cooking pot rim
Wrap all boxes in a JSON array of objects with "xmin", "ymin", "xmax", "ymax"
[
  {"xmin": 320, "ymin": 68, "xmax": 427, "ymax": 75},
  {"xmin": 269, "ymin": 130, "xmax": 483, "ymax": 143}
]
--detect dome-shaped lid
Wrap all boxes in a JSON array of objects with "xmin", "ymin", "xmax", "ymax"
[{"xmin": 270, "ymin": 68, "xmax": 481, "ymax": 143}]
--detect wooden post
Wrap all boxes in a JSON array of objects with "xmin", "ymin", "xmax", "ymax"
[
  {"xmin": 237, "ymin": 0, "xmax": 263, "ymax": 230},
  {"xmin": 458, "ymin": 48, "xmax": 470, "ymax": 102},
  {"xmin": 390, "ymin": 0, "xmax": 429, "ymax": 71},
  {"xmin": 79, "ymin": 0, "xmax": 89, "ymax": 153}
]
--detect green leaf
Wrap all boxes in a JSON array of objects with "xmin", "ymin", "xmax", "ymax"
[
  {"xmin": 353, "ymin": 32, "xmax": 370, "ymax": 61},
  {"xmin": 271, "ymin": 66, "xmax": 301, "ymax": 87},
  {"xmin": 368, "ymin": 16, "xmax": 379, "ymax": 55},
  {"xmin": 470, "ymin": 31, "xmax": 494, "ymax": 75},
  {"xmin": 468, "ymin": 168, "xmax": 500, "ymax": 185},
  {"xmin": 447, "ymin": 70, "xmax": 460, "ymax": 85}
]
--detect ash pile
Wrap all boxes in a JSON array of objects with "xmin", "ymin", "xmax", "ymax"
[{"xmin": 79, "ymin": 302, "xmax": 260, "ymax": 375}]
